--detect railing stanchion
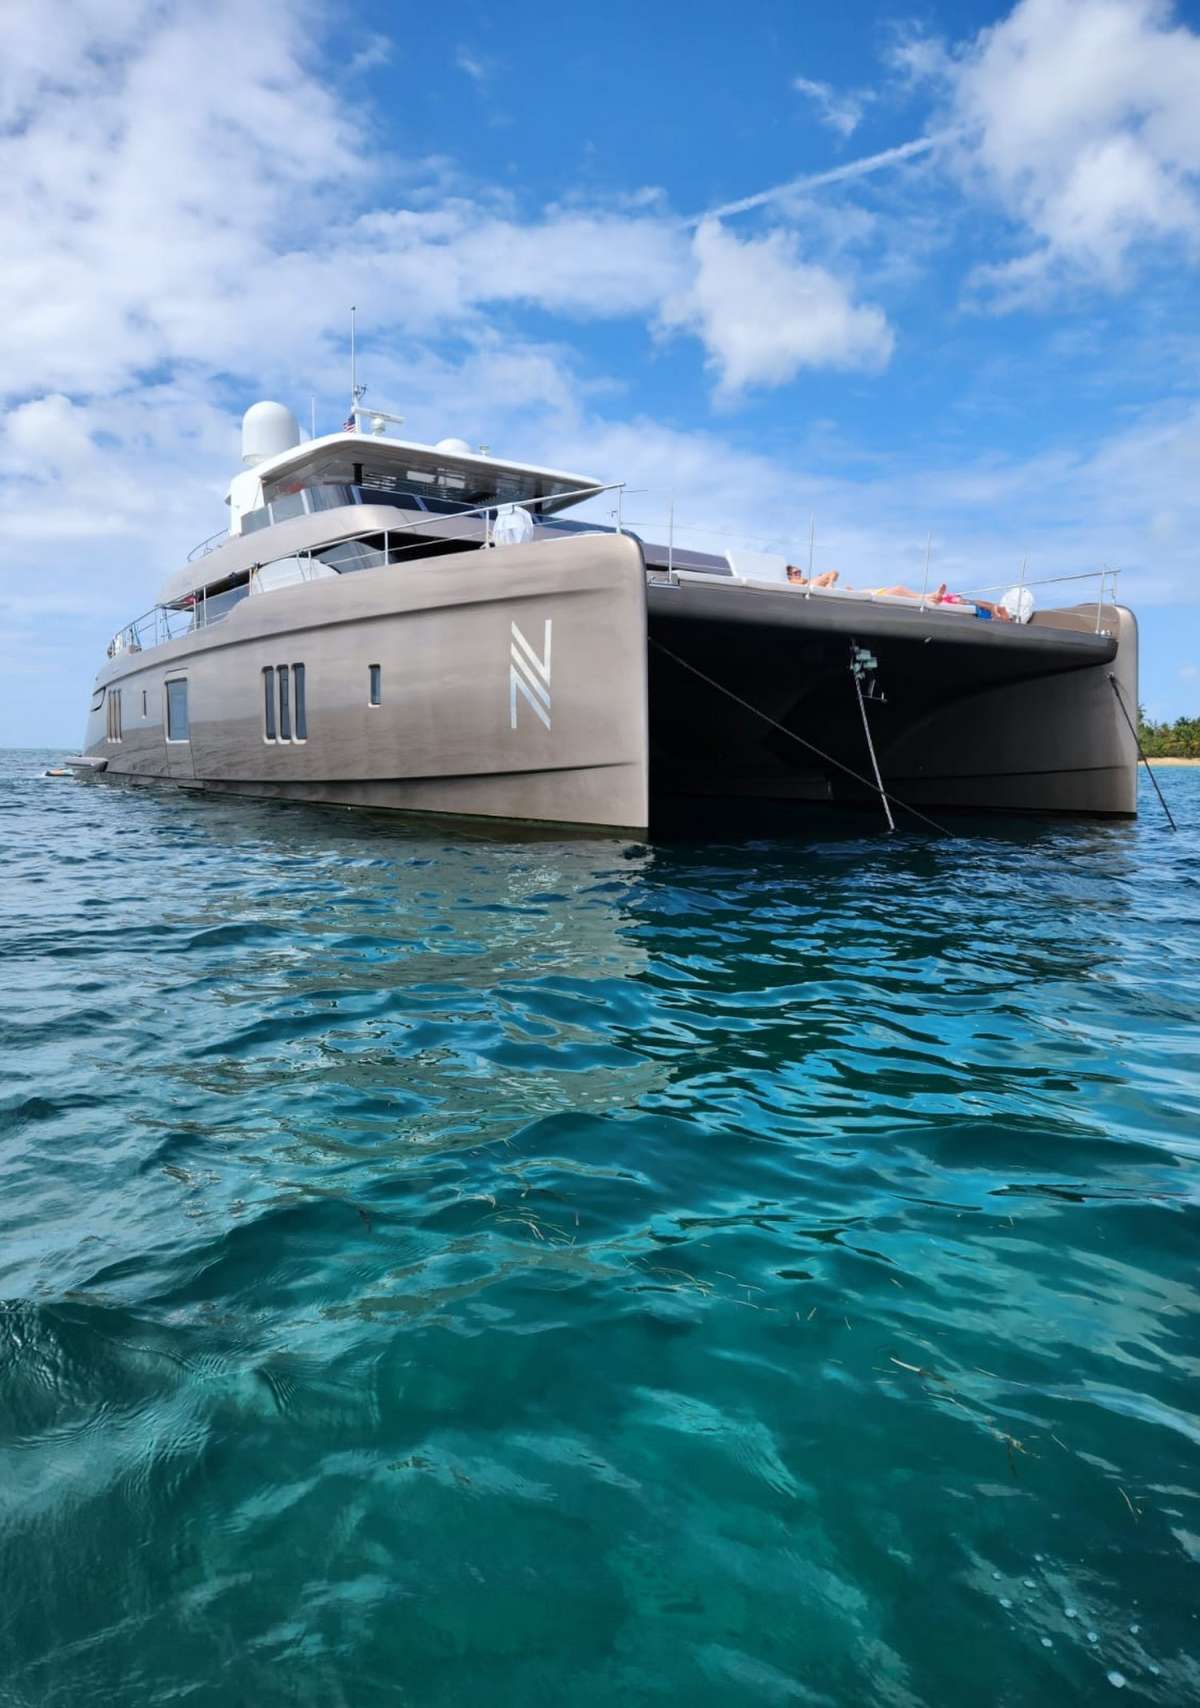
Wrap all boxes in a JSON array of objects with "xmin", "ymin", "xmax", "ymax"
[{"xmin": 920, "ymin": 531, "xmax": 932, "ymax": 611}]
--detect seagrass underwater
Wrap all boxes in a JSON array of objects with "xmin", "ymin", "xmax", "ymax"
[{"xmin": 1, "ymin": 748, "xmax": 1198, "ymax": 1707}]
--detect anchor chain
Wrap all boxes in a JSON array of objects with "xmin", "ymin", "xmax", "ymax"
[{"xmin": 850, "ymin": 643, "xmax": 894, "ymax": 833}]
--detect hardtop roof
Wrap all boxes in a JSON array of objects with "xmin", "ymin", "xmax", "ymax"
[{"xmin": 252, "ymin": 430, "xmax": 603, "ymax": 513}]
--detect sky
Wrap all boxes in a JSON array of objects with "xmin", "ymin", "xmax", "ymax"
[{"xmin": 1, "ymin": 0, "xmax": 1198, "ymax": 743}]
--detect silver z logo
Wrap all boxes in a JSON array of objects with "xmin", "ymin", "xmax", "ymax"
[{"xmin": 510, "ymin": 619, "xmax": 552, "ymax": 729}]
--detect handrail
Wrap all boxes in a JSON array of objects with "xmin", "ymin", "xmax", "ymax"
[
  {"xmin": 108, "ymin": 482, "xmax": 627, "ymax": 660},
  {"xmin": 107, "ymin": 482, "xmax": 1124, "ymax": 663},
  {"xmin": 623, "ymin": 507, "xmax": 1122, "ymax": 595},
  {"xmin": 932, "ymin": 567, "xmax": 1120, "ymax": 599},
  {"xmin": 186, "ymin": 527, "xmax": 230, "ymax": 562}
]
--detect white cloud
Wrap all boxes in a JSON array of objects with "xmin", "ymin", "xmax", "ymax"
[
  {"xmin": 659, "ymin": 219, "xmax": 894, "ymax": 398},
  {"xmin": 793, "ymin": 75, "xmax": 867, "ymax": 138},
  {"xmin": 0, "ymin": 0, "xmax": 885, "ymax": 416},
  {"xmin": 348, "ymin": 35, "xmax": 393, "ymax": 78},
  {"xmin": 0, "ymin": 0, "xmax": 363, "ymax": 395},
  {"xmin": 455, "ymin": 47, "xmax": 488, "ymax": 85},
  {"xmin": 922, "ymin": 0, "xmax": 1200, "ymax": 300}
]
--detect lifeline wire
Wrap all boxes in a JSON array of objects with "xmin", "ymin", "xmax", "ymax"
[
  {"xmin": 649, "ymin": 637, "xmax": 951, "ymax": 837},
  {"xmin": 1108, "ymin": 674, "xmax": 1178, "ymax": 832}
]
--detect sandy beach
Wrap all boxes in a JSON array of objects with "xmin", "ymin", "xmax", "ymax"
[{"xmin": 1146, "ymin": 757, "xmax": 1200, "ymax": 766}]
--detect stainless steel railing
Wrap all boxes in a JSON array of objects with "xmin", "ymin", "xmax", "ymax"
[
  {"xmin": 108, "ymin": 483, "xmax": 627, "ymax": 661},
  {"xmin": 108, "ymin": 484, "xmax": 1125, "ymax": 664},
  {"xmin": 624, "ymin": 504, "xmax": 1124, "ymax": 632},
  {"xmin": 186, "ymin": 527, "xmax": 230, "ymax": 562}
]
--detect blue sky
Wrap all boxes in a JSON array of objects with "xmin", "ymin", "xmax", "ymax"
[{"xmin": 1, "ymin": 0, "xmax": 1198, "ymax": 743}]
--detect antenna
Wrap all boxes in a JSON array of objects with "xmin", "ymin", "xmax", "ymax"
[{"xmin": 350, "ymin": 305, "xmax": 366, "ymax": 421}]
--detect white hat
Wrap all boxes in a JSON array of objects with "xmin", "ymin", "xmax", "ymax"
[{"xmin": 1001, "ymin": 585, "xmax": 1035, "ymax": 623}]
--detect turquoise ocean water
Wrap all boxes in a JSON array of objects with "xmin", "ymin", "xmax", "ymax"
[{"xmin": 2, "ymin": 748, "xmax": 1198, "ymax": 1706}]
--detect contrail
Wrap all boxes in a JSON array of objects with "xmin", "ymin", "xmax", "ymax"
[{"xmin": 696, "ymin": 130, "xmax": 957, "ymax": 224}]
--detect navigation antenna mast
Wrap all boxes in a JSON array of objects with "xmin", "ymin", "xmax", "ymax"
[
  {"xmin": 347, "ymin": 306, "xmax": 404, "ymax": 437},
  {"xmin": 350, "ymin": 305, "xmax": 367, "ymax": 423}
]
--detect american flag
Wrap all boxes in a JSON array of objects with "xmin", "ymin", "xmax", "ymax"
[{"xmin": 342, "ymin": 413, "xmax": 356, "ymax": 432}]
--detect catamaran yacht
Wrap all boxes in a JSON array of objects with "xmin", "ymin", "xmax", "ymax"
[{"xmin": 71, "ymin": 400, "xmax": 1139, "ymax": 831}]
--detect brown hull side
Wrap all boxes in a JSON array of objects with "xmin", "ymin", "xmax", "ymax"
[
  {"xmin": 84, "ymin": 534, "xmax": 651, "ymax": 832},
  {"xmin": 84, "ymin": 544, "xmax": 1138, "ymax": 831}
]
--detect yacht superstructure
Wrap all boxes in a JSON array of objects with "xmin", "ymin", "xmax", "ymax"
[{"xmin": 72, "ymin": 401, "xmax": 1139, "ymax": 830}]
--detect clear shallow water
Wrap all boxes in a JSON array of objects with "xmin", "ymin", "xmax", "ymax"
[{"xmin": 2, "ymin": 750, "xmax": 1199, "ymax": 1708}]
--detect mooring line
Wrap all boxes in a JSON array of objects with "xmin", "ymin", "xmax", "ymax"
[
  {"xmin": 1108, "ymin": 674, "xmax": 1177, "ymax": 832},
  {"xmin": 649, "ymin": 637, "xmax": 952, "ymax": 837}
]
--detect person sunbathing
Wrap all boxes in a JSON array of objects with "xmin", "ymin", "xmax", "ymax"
[
  {"xmin": 785, "ymin": 567, "xmax": 839, "ymax": 586},
  {"xmin": 787, "ymin": 569, "xmax": 1015, "ymax": 619},
  {"xmin": 928, "ymin": 583, "xmax": 1013, "ymax": 619}
]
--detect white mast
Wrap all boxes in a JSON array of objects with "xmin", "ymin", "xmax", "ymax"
[{"xmin": 350, "ymin": 305, "xmax": 366, "ymax": 423}]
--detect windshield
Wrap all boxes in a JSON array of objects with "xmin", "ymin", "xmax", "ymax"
[{"xmin": 260, "ymin": 450, "xmax": 590, "ymax": 516}]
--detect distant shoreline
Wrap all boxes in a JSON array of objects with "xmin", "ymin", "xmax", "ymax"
[{"xmin": 1145, "ymin": 757, "xmax": 1200, "ymax": 766}]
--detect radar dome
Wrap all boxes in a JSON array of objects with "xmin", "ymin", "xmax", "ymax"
[
  {"xmin": 434, "ymin": 437, "xmax": 473, "ymax": 456},
  {"xmin": 242, "ymin": 401, "xmax": 301, "ymax": 467}
]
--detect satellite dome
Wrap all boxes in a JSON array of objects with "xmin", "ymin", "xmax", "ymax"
[
  {"xmin": 242, "ymin": 401, "xmax": 302, "ymax": 467},
  {"xmin": 434, "ymin": 437, "xmax": 473, "ymax": 456}
]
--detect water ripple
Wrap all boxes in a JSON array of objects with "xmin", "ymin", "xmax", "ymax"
[{"xmin": 1, "ymin": 752, "xmax": 1198, "ymax": 1706}]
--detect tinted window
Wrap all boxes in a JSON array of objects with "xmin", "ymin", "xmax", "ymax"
[
  {"xmin": 269, "ymin": 491, "xmax": 305, "ymax": 524},
  {"xmin": 369, "ymin": 664, "xmax": 381, "ymax": 706},
  {"xmin": 317, "ymin": 540, "xmax": 383, "ymax": 575},
  {"xmin": 166, "ymin": 679, "xmax": 188, "ymax": 741},
  {"xmin": 204, "ymin": 582, "xmax": 250, "ymax": 624},
  {"xmin": 263, "ymin": 667, "xmax": 276, "ymax": 740},
  {"xmin": 305, "ymin": 483, "xmax": 359, "ymax": 512},
  {"xmin": 358, "ymin": 486, "xmax": 425, "ymax": 513},
  {"xmin": 278, "ymin": 662, "xmax": 291, "ymax": 740},
  {"xmin": 292, "ymin": 664, "xmax": 306, "ymax": 739}
]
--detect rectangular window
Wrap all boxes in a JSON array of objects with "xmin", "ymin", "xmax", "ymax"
[
  {"xmin": 106, "ymin": 688, "xmax": 122, "ymax": 741},
  {"xmin": 263, "ymin": 667, "xmax": 276, "ymax": 740},
  {"xmin": 292, "ymin": 664, "xmax": 306, "ymax": 740},
  {"xmin": 369, "ymin": 663, "xmax": 381, "ymax": 706},
  {"xmin": 278, "ymin": 662, "xmax": 291, "ymax": 741},
  {"xmin": 141, "ymin": 689, "xmax": 148, "ymax": 719},
  {"xmin": 165, "ymin": 679, "xmax": 189, "ymax": 741},
  {"xmin": 269, "ymin": 491, "xmax": 305, "ymax": 524}
]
